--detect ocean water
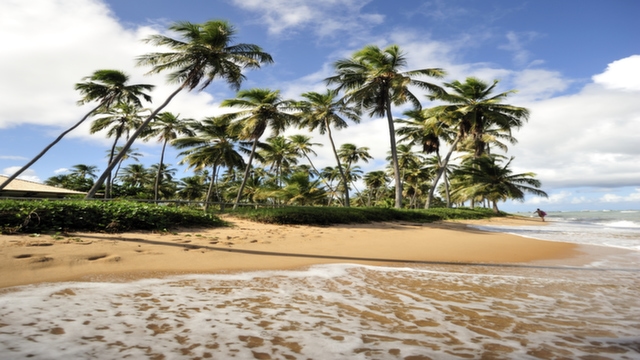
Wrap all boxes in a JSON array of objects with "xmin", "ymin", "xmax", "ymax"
[
  {"xmin": 485, "ymin": 210, "xmax": 640, "ymax": 251},
  {"xmin": 1, "ymin": 211, "xmax": 639, "ymax": 359}
]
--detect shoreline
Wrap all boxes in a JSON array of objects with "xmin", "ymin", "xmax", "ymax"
[{"xmin": 0, "ymin": 216, "xmax": 614, "ymax": 289}]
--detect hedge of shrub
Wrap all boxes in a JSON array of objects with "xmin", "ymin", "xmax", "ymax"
[
  {"xmin": 230, "ymin": 206, "xmax": 502, "ymax": 225},
  {"xmin": 0, "ymin": 200, "xmax": 226, "ymax": 233}
]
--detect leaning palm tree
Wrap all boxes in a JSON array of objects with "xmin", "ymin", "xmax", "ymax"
[
  {"xmin": 110, "ymin": 146, "xmax": 143, "ymax": 186},
  {"xmin": 423, "ymin": 77, "xmax": 529, "ymax": 208},
  {"xmin": 428, "ymin": 77, "xmax": 529, "ymax": 158},
  {"xmin": 145, "ymin": 112, "xmax": 196, "ymax": 202},
  {"xmin": 91, "ymin": 101, "xmax": 150, "ymax": 198},
  {"xmin": 395, "ymin": 108, "xmax": 456, "ymax": 208},
  {"xmin": 296, "ymin": 89, "xmax": 361, "ymax": 207},
  {"xmin": 326, "ymin": 44, "xmax": 445, "ymax": 208},
  {"xmin": 320, "ymin": 166, "xmax": 344, "ymax": 206},
  {"xmin": 222, "ymin": 88, "xmax": 298, "ymax": 209},
  {"xmin": 0, "ymin": 70, "xmax": 153, "ymax": 191},
  {"xmin": 451, "ymin": 155, "xmax": 548, "ymax": 213},
  {"xmin": 86, "ymin": 20, "xmax": 273, "ymax": 198},
  {"xmin": 287, "ymin": 134, "xmax": 337, "ymax": 196},
  {"xmin": 173, "ymin": 116, "xmax": 247, "ymax": 211}
]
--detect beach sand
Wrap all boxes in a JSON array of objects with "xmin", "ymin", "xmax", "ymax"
[
  {"xmin": 2, "ymin": 215, "xmax": 638, "ymax": 359},
  {"xmin": 0, "ymin": 215, "xmax": 578, "ymax": 289}
]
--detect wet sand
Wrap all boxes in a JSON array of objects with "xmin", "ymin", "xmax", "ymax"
[{"xmin": 0, "ymin": 215, "xmax": 579, "ymax": 289}]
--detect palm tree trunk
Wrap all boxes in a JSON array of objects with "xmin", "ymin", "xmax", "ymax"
[
  {"xmin": 203, "ymin": 164, "xmax": 217, "ymax": 212},
  {"xmin": 0, "ymin": 103, "xmax": 102, "ymax": 191},
  {"xmin": 426, "ymin": 135, "xmax": 462, "ymax": 209},
  {"xmin": 303, "ymin": 153, "xmax": 338, "ymax": 201},
  {"xmin": 86, "ymin": 85, "xmax": 186, "ymax": 199},
  {"xmin": 233, "ymin": 139, "xmax": 258, "ymax": 210},
  {"xmin": 444, "ymin": 167, "xmax": 451, "ymax": 208},
  {"xmin": 105, "ymin": 135, "xmax": 121, "ymax": 199},
  {"xmin": 154, "ymin": 139, "xmax": 168, "ymax": 202},
  {"xmin": 384, "ymin": 96, "xmax": 402, "ymax": 209},
  {"xmin": 326, "ymin": 120, "xmax": 350, "ymax": 207}
]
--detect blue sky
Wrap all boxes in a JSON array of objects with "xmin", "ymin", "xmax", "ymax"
[{"xmin": 1, "ymin": 0, "xmax": 639, "ymax": 212}]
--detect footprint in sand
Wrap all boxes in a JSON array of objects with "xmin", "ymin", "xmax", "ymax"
[{"xmin": 30, "ymin": 256, "xmax": 54, "ymax": 263}]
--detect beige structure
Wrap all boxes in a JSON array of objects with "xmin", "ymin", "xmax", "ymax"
[{"xmin": 0, "ymin": 175, "xmax": 85, "ymax": 198}]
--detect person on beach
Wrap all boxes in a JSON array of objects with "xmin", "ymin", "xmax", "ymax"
[{"xmin": 534, "ymin": 208, "xmax": 547, "ymax": 221}]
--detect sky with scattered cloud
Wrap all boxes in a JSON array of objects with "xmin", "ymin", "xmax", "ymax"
[{"xmin": 1, "ymin": 0, "xmax": 638, "ymax": 212}]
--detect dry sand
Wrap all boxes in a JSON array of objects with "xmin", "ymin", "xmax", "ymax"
[{"xmin": 0, "ymin": 215, "xmax": 581, "ymax": 289}]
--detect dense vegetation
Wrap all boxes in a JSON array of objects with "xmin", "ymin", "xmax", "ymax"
[
  {"xmin": 0, "ymin": 200, "xmax": 502, "ymax": 234},
  {"xmin": 0, "ymin": 200, "xmax": 226, "ymax": 234},
  {"xmin": 232, "ymin": 206, "xmax": 501, "ymax": 226},
  {"xmin": 0, "ymin": 19, "xmax": 549, "ymax": 214}
]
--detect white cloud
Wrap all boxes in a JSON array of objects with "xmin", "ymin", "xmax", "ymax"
[
  {"xmin": 509, "ymin": 57, "xmax": 640, "ymax": 190},
  {"xmin": 510, "ymin": 69, "xmax": 571, "ymax": 101},
  {"xmin": 600, "ymin": 188, "xmax": 640, "ymax": 203},
  {"xmin": 230, "ymin": 0, "xmax": 383, "ymax": 37},
  {"xmin": 0, "ymin": 0, "xmax": 234, "ymax": 134},
  {"xmin": 0, "ymin": 155, "xmax": 27, "ymax": 161},
  {"xmin": 498, "ymin": 31, "xmax": 542, "ymax": 67},
  {"xmin": 1, "ymin": 167, "xmax": 40, "ymax": 182},
  {"xmin": 592, "ymin": 55, "xmax": 640, "ymax": 91}
]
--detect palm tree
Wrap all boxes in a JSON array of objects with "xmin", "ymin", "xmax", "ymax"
[
  {"xmin": 69, "ymin": 164, "xmax": 99, "ymax": 180},
  {"xmin": 422, "ymin": 154, "xmax": 456, "ymax": 207},
  {"xmin": 145, "ymin": 112, "xmax": 195, "ymax": 202},
  {"xmin": 148, "ymin": 163, "xmax": 178, "ymax": 199},
  {"xmin": 320, "ymin": 166, "xmax": 344, "ymax": 206},
  {"xmin": 326, "ymin": 44, "xmax": 445, "ymax": 208},
  {"xmin": 44, "ymin": 174, "xmax": 93, "ymax": 192},
  {"xmin": 337, "ymin": 143, "xmax": 372, "ymax": 202},
  {"xmin": 257, "ymin": 136, "xmax": 299, "ymax": 188},
  {"xmin": 288, "ymin": 135, "xmax": 321, "ymax": 175},
  {"xmin": 110, "ymin": 146, "xmax": 143, "ymax": 187},
  {"xmin": 0, "ymin": 69, "xmax": 153, "ymax": 191},
  {"xmin": 91, "ymin": 102, "xmax": 150, "ymax": 198},
  {"xmin": 118, "ymin": 163, "xmax": 152, "ymax": 188},
  {"xmin": 395, "ymin": 108, "xmax": 456, "ymax": 208},
  {"xmin": 428, "ymin": 77, "xmax": 529, "ymax": 159},
  {"xmin": 222, "ymin": 88, "xmax": 298, "ymax": 209},
  {"xmin": 363, "ymin": 170, "xmax": 389, "ymax": 206},
  {"xmin": 338, "ymin": 143, "xmax": 372, "ymax": 174},
  {"xmin": 47, "ymin": 164, "xmax": 99, "ymax": 192},
  {"xmin": 86, "ymin": 20, "xmax": 273, "ymax": 198},
  {"xmin": 276, "ymin": 171, "xmax": 327, "ymax": 206},
  {"xmin": 173, "ymin": 116, "xmax": 247, "ymax": 210},
  {"xmin": 296, "ymin": 89, "xmax": 361, "ymax": 207},
  {"xmin": 177, "ymin": 175, "xmax": 207, "ymax": 201},
  {"xmin": 424, "ymin": 77, "xmax": 529, "ymax": 208},
  {"xmin": 384, "ymin": 144, "xmax": 426, "ymax": 208},
  {"xmin": 451, "ymin": 155, "xmax": 548, "ymax": 213}
]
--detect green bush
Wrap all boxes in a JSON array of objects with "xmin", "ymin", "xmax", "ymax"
[
  {"xmin": 230, "ymin": 206, "xmax": 502, "ymax": 225},
  {"xmin": 0, "ymin": 200, "xmax": 227, "ymax": 233}
]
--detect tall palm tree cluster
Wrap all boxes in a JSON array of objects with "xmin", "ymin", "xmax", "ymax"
[{"xmin": 1, "ymin": 19, "xmax": 548, "ymax": 212}]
